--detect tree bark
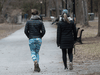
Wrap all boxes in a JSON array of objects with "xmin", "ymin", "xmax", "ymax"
[
  {"xmin": 47, "ymin": 0, "xmax": 50, "ymax": 17},
  {"xmin": 97, "ymin": 0, "xmax": 100, "ymax": 36},
  {"xmin": 82, "ymin": 0, "xmax": 89, "ymax": 27},
  {"xmin": 74, "ymin": 0, "xmax": 89, "ymax": 26},
  {"xmin": 0, "ymin": 0, "xmax": 4, "ymax": 14},
  {"xmin": 75, "ymin": 0, "xmax": 82, "ymax": 24},
  {"xmin": 52, "ymin": 0, "xmax": 59, "ymax": 17},
  {"xmin": 56, "ymin": 0, "xmax": 59, "ymax": 17}
]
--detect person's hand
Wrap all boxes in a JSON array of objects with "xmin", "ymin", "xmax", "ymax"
[
  {"xmin": 74, "ymin": 17, "xmax": 76, "ymax": 22},
  {"xmin": 57, "ymin": 44, "xmax": 60, "ymax": 47},
  {"xmin": 51, "ymin": 22, "xmax": 53, "ymax": 25},
  {"xmin": 74, "ymin": 17, "xmax": 76, "ymax": 24},
  {"xmin": 74, "ymin": 41, "xmax": 76, "ymax": 44}
]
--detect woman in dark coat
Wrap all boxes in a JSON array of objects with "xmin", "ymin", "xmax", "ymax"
[
  {"xmin": 57, "ymin": 9, "xmax": 77, "ymax": 70},
  {"xmin": 24, "ymin": 9, "xmax": 45, "ymax": 72}
]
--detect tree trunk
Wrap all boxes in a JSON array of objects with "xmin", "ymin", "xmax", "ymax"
[
  {"xmin": 82, "ymin": 0, "xmax": 89, "ymax": 27},
  {"xmin": 75, "ymin": 0, "xmax": 83, "ymax": 24},
  {"xmin": 74, "ymin": 0, "xmax": 89, "ymax": 26},
  {"xmin": 47, "ymin": 0, "xmax": 50, "ymax": 17},
  {"xmin": 52, "ymin": 0, "xmax": 59, "ymax": 17},
  {"xmin": 0, "ymin": 0, "xmax": 4, "ymax": 14},
  {"xmin": 97, "ymin": 0, "xmax": 100, "ymax": 36},
  {"xmin": 56, "ymin": 0, "xmax": 59, "ymax": 17}
]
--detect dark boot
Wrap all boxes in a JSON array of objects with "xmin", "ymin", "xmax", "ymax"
[
  {"xmin": 34, "ymin": 60, "xmax": 38, "ymax": 71},
  {"xmin": 34, "ymin": 60, "xmax": 40, "ymax": 72},
  {"xmin": 36, "ymin": 63, "xmax": 40, "ymax": 72}
]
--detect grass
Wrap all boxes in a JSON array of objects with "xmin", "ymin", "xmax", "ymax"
[
  {"xmin": 0, "ymin": 23, "xmax": 24, "ymax": 39},
  {"xmin": 74, "ymin": 20, "xmax": 100, "ymax": 61}
]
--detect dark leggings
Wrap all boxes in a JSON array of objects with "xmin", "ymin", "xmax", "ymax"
[{"xmin": 62, "ymin": 48, "xmax": 73, "ymax": 69}]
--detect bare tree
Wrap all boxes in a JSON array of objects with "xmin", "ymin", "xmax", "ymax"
[
  {"xmin": 56, "ymin": 0, "xmax": 59, "ymax": 17},
  {"xmin": 75, "ymin": 0, "xmax": 82, "ymax": 24},
  {"xmin": 82, "ymin": 0, "xmax": 89, "ymax": 27},
  {"xmin": 0, "ymin": 0, "xmax": 5, "ymax": 23},
  {"xmin": 47, "ymin": 0, "xmax": 50, "ymax": 17},
  {"xmin": 0, "ymin": 0, "xmax": 4, "ymax": 14},
  {"xmin": 74, "ymin": 0, "xmax": 89, "ymax": 26},
  {"xmin": 97, "ymin": 0, "xmax": 100, "ymax": 36},
  {"xmin": 52, "ymin": 0, "xmax": 59, "ymax": 17}
]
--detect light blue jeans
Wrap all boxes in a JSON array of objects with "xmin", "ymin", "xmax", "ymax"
[{"xmin": 29, "ymin": 38, "xmax": 42, "ymax": 63}]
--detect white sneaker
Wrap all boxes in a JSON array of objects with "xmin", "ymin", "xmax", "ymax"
[
  {"xmin": 64, "ymin": 68, "xmax": 68, "ymax": 71},
  {"xmin": 69, "ymin": 62, "xmax": 73, "ymax": 70}
]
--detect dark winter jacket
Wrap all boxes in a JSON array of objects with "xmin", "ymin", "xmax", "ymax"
[
  {"xmin": 24, "ymin": 15, "xmax": 45, "ymax": 39},
  {"xmin": 57, "ymin": 21, "xmax": 77, "ymax": 49}
]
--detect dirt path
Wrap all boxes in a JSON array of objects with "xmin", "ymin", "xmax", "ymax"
[{"xmin": 0, "ymin": 21, "xmax": 100, "ymax": 75}]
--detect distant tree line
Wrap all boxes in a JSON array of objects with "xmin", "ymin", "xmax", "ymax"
[
  {"xmin": 0, "ymin": 0, "xmax": 48, "ymax": 17},
  {"xmin": 0, "ymin": 0, "xmax": 99, "ymax": 17}
]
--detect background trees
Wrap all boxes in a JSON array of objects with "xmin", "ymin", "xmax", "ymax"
[
  {"xmin": 97, "ymin": 0, "xmax": 100, "ymax": 36},
  {"xmin": 75, "ymin": 0, "xmax": 89, "ymax": 27},
  {"xmin": 0, "ymin": 0, "xmax": 100, "ymax": 33}
]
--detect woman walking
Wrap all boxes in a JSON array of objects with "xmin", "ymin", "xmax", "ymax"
[
  {"xmin": 57, "ymin": 9, "xmax": 77, "ymax": 70},
  {"xmin": 24, "ymin": 9, "xmax": 46, "ymax": 72}
]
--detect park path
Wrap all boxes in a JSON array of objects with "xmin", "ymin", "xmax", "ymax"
[{"xmin": 0, "ymin": 22, "xmax": 100, "ymax": 75}]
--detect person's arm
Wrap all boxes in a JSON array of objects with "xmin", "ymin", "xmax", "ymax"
[
  {"xmin": 41, "ymin": 22, "xmax": 46, "ymax": 38},
  {"xmin": 40, "ymin": 15, "xmax": 43, "ymax": 21},
  {"xmin": 72, "ymin": 22, "xmax": 77, "ymax": 42},
  {"xmin": 51, "ymin": 17, "xmax": 59, "ymax": 25},
  {"xmin": 57, "ymin": 23, "xmax": 61, "ymax": 47},
  {"xmin": 24, "ymin": 21, "xmax": 29, "ymax": 38}
]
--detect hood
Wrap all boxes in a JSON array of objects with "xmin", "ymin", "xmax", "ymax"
[
  {"xmin": 68, "ymin": 17, "xmax": 73, "ymax": 21},
  {"xmin": 30, "ymin": 15, "xmax": 40, "ymax": 20}
]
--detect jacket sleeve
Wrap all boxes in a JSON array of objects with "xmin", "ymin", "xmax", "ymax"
[
  {"xmin": 41, "ymin": 23, "xmax": 46, "ymax": 38},
  {"xmin": 72, "ymin": 22, "xmax": 77, "ymax": 41},
  {"xmin": 24, "ymin": 21, "xmax": 29, "ymax": 38},
  {"xmin": 57, "ymin": 23, "xmax": 61, "ymax": 47}
]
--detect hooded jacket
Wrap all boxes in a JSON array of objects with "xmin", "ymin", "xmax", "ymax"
[
  {"xmin": 24, "ymin": 15, "xmax": 45, "ymax": 39},
  {"xmin": 57, "ymin": 20, "xmax": 77, "ymax": 49}
]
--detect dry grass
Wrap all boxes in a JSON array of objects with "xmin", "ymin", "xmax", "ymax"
[
  {"xmin": 0, "ymin": 23, "xmax": 24, "ymax": 39},
  {"xmin": 74, "ymin": 20, "xmax": 100, "ymax": 62}
]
